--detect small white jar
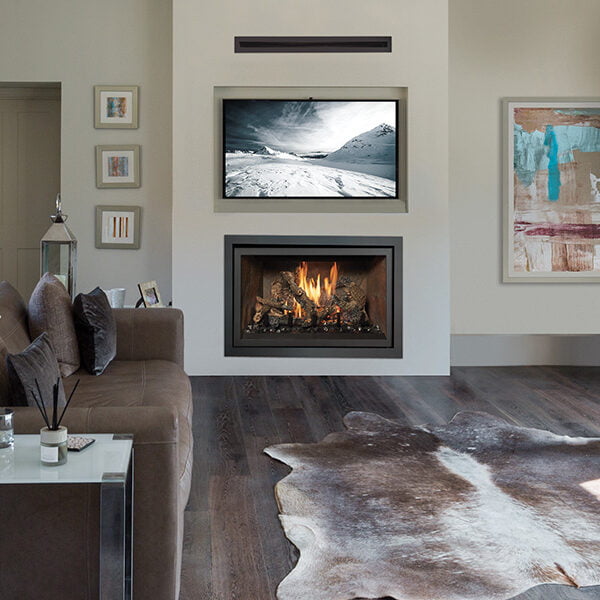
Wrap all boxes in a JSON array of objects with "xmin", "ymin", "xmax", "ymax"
[{"xmin": 40, "ymin": 426, "xmax": 68, "ymax": 466}]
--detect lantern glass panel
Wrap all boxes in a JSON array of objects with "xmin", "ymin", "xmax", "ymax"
[{"xmin": 41, "ymin": 241, "xmax": 75, "ymax": 293}]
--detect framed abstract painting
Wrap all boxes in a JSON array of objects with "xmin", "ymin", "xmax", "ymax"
[
  {"xmin": 504, "ymin": 98, "xmax": 600, "ymax": 282},
  {"xmin": 96, "ymin": 145, "xmax": 140, "ymax": 188},
  {"xmin": 94, "ymin": 85, "xmax": 139, "ymax": 129},
  {"xmin": 95, "ymin": 205, "xmax": 141, "ymax": 249}
]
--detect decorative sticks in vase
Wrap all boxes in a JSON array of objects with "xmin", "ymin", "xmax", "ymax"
[{"xmin": 31, "ymin": 377, "xmax": 79, "ymax": 466}]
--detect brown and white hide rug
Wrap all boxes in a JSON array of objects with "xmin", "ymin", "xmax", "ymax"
[{"xmin": 264, "ymin": 411, "xmax": 600, "ymax": 600}]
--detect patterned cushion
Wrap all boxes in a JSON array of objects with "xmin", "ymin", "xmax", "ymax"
[
  {"xmin": 73, "ymin": 287, "xmax": 116, "ymax": 376},
  {"xmin": 28, "ymin": 273, "xmax": 80, "ymax": 377}
]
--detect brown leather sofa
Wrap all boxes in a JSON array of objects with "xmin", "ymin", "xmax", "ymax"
[{"xmin": 0, "ymin": 281, "xmax": 193, "ymax": 600}]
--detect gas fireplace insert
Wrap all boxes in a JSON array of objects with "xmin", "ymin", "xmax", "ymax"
[{"xmin": 224, "ymin": 235, "xmax": 402, "ymax": 357}]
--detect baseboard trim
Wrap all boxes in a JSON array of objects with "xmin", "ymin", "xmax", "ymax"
[{"xmin": 451, "ymin": 334, "xmax": 600, "ymax": 366}]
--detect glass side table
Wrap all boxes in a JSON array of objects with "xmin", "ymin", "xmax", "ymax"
[{"xmin": 0, "ymin": 433, "xmax": 134, "ymax": 600}]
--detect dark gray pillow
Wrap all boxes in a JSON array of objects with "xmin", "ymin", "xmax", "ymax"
[
  {"xmin": 6, "ymin": 332, "xmax": 66, "ymax": 408},
  {"xmin": 0, "ymin": 336, "xmax": 8, "ymax": 405},
  {"xmin": 73, "ymin": 287, "xmax": 116, "ymax": 376}
]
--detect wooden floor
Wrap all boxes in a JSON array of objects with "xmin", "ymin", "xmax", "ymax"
[{"xmin": 180, "ymin": 367, "xmax": 600, "ymax": 600}]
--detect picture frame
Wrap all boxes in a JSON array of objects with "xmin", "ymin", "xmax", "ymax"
[
  {"xmin": 138, "ymin": 280, "xmax": 164, "ymax": 308},
  {"xmin": 504, "ymin": 98, "xmax": 600, "ymax": 282},
  {"xmin": 96, "ymin": 145, "xmax": 140, "ymax": 188},
  {"xmin": 95, "ymin": 205, "xmax": 141, "ymax": 249},
  {"xmin": 94, "ymin": 85, "xmax": 139, "ymax": 129}
]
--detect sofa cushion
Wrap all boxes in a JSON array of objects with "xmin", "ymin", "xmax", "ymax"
[
  {"xmin": 73, "ymin": 288, "xmax": 116, "ymax": 376},
  {"xmin": 63, "ymin": 359, "xmax": 193, "ymax": 501},
  {"xmin": 29, "ymin": 273, "xmax": 80, "ymax": 377},
  {"xmin": 0, "ymin": 336, "xmax": 8, "ymax": 405},
  {"xmin": 0, "ymin": 281, "xmax": 31, "ymax": 354},
  {"xmin": 0, "ymin": 281, "xmax": 30, "ymax": 405},
  {"xmin": 6, "ymin": 333, "xmax": 66, "ymax": 409}
]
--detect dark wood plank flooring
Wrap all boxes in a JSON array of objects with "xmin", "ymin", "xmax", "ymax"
[{"xmin": 180, "ymin": 367, "xmax": 600, "ymax": 600}]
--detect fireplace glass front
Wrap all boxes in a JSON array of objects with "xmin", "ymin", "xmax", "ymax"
[{"xmin": 225, "ymin": 236, "xmax": 402, "ymax": 358}]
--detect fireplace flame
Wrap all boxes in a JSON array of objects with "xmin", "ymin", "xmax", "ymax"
[
  {"xmin": 293, "ymin": 301, "xmax": 302, "ymax": 319},
  {"xmin": 293, "ymin": 261, "xmax": 338, "ymax": 318}
]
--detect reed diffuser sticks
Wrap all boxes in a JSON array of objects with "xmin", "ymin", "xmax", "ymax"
[{"xmin": 31, "ymin": 378, "xmax": 80, "ymax": 430}]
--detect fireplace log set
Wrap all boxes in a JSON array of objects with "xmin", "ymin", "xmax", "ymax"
[{"xmin": 246, "ymin": 267, "xmax": 381, "ymax": 335}]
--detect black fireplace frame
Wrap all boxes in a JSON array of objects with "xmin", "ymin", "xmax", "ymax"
[{"xmin": 224, "ymin": 235, "xmax": 402, "ymax": 358}]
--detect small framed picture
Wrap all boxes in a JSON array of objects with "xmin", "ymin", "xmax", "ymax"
[
  {"xmin": 138, "ymin": 280, "xmax": 164, "ymax": 308},
  {"xmin": 95, "ymin": 205, "xmax": 141, "ymax": 249},
  {"xmin": 96, "ymin": 145, "xmax": 140, "ymax": 188},
  {"xmin": 94, "ymin": 85, "xmax": 139, "ymax": 129}
]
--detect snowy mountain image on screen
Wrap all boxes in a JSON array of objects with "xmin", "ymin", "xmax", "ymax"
[
  {"xmin": 223, "ymin": 99, "xmax": 398, "ymax": 199},
  {"xmin": 254, "ymin": 146, "xmax": 304, "ymax": 161},
  {"xmin": 325, "ymin": 123, "xmax": 396, "ymax": 165}
]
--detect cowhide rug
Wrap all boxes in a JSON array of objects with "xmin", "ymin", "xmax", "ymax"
[{"xmin": 264, "ymin": 411, "xmax": 600, "ymax": 600}]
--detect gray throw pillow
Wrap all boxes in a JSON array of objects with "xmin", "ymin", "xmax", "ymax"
[
  {"xmin": 0, "ymin": 336, "xmax": 8, "ymax": 405},
  {"xmin": 73, "ymin": 287, "xmax": 116, "ymax": 376},
  {"xmin": 29, "ymin": 273, "xmax": 80, "ymax": 377},
  {"xmin": 6, "ymin": 332, "xmax": 66, "ymax": 408}
]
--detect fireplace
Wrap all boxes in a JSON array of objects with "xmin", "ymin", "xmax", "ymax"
[{"xmin": 225, "ymin": 235, "xmax": 402, "ymax": 357}]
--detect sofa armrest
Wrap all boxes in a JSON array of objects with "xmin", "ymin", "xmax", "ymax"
[
  {"xmin": 112, "ymin": 307, "xmax": 184, "ymax": 368},
  {"xmin": 8, "ymin": 406, "xmax": 181, "ymax": 600}
]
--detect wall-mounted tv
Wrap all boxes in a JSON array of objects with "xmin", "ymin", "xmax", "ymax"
[{"xmin": 223, "ymin": 99, "xmax": 399, "ymax": 200}]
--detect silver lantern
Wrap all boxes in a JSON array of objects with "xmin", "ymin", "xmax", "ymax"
[{"xmin": 40, "ymin": 194, "xmax": 77, "ymax": 299}]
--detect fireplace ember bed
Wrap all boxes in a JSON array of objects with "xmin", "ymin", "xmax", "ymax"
[{"xmin": 225, "ymin": 236, "xmax": 402, "ymax": 358}]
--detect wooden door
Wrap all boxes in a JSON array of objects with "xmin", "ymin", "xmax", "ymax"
[{"xmin": 0, "ymin": 87, "xmax": 61, "ymax": 300}]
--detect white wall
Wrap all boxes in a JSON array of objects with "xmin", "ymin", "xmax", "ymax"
[
  {"xmin": 0, "ymin": 0, "xmax": 172, "ymax": 305},
  {"xmin": 173, "ymin": 0, "xmax": 450, "ymax": 375},
  {"xmin": 450, "ymin": 0, "xmax": 600, "ymax": 336}
]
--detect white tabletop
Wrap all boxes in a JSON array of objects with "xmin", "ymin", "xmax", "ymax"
[{"xmin": 0, "ymin": 434, "xmax": 132, "ymax": 484}]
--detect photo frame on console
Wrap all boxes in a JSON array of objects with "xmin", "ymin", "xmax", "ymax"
[
  {"xmin": 214, "ymin": 86, "xmax": 407, "ymax": 213},
  {"xmin": 138, "ymin": 280, "xmax": 164, "ymax": 308}
]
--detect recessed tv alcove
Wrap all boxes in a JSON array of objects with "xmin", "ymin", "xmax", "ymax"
[
  {"xmin": 224, "ymin": 235, "xmax": 402, "ymax": 358},
  {"xmin": 214, "ymin": 86, "xmax": 408, "ymax": 214}
]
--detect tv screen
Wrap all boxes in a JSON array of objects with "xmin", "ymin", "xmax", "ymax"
[{"xmin": 223, "ymin": 99, "xmax": 399, "ymax": 199}]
